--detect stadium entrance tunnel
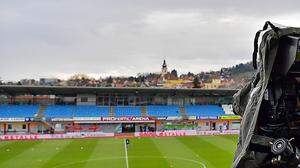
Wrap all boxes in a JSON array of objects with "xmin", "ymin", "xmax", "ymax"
[{"xmin": 52, "ymin": 156, "xmax": 207, "ymax": 168}]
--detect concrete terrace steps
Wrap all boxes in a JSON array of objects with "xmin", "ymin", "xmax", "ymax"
[
  {"xmin": 179, "ymin": 106, "xmax": 188, "ymax": 119},
  {"xmin": 36, "ymin": 104, "xmax": 47, "ymax": 118},
  {"xmin": 141, "ymin": 106, "xmax": 147, "ymax": 117},
  {"xmin": 109, "ymin": 106, "xmax": 115, "ymax": 117}
]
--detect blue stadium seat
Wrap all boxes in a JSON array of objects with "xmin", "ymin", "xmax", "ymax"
[
  {"xmin": 74, "ymin": 106, "xmax": 109, "ymax": 117},
  {"xmin": 114, "ymin": 106, "xmax": 141, "ymax": 117},
  {"xmin": 147, "ymin": 105, "xmax": 180, "ymax": 117},
  {"xmin": 44, "ymin": 105, "xmax": 110, "ymax": 118},
  {"xmin": 184, "ymin": 105, "xmax": 225, "ymax": 117},
  {"xmin": 0, "ymin": 105, "xmax": 39, "ymax": 118},
  {"xmin": 98, "ymin": 106, "xmax": 110, "ymax": 117},
  {"xmin": 44, "ymin": 105, "xmax": 73, "ymax": 118},
  {"xmin": 0, "ymin": 104, "xmax": 225, "ymax": 119}
]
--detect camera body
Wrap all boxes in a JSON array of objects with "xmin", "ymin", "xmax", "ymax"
[
  {"xmin": 232, "ymin": 22, "xmax": 300, "ymax": 168},
  {"xmin": 257, "ymin": 35, "xmax": 300, "ymax": 167}
]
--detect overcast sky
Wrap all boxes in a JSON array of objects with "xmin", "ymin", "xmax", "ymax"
[{"xmin": 1, "ymin": 0, "xmax": 300, "ymax": 81}]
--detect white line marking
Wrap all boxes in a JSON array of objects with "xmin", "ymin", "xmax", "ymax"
[
  {"xmin": 52, "ymin": 156, "xmax": 207, "ymax": 168},
  {"xmin": 124, "ymin": 139, "xmax": 129, "ymax": 168}
]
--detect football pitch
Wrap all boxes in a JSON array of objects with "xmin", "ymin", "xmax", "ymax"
[{"xmin": 0, "ymin": 135, "xmax": 238, "ymax": 168}]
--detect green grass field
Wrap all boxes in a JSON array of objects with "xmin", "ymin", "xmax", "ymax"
[{"xmin": 0, "ymin": 135, "xmax": 238, "ymax": 168}]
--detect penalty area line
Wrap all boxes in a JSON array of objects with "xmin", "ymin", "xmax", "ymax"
[{"xmin": 124, "ymin": 139, "xmax": 129, "ymax": 168}]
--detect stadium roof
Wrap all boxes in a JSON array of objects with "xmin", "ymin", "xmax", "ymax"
[{"xmin": 0, "ymin": 85, "xmax": 237, "ymax": 96}]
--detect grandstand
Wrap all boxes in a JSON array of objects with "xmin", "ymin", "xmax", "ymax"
[{"xmin": 0, "ymin": 85, "xmax": 239, "ymax": 134}]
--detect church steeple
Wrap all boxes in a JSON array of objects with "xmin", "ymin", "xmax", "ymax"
[
  {"xmin": 161, "ymin": 59, "xmax": 168, "ymax": 81},
  {"xmin": 162, "ymin": 60, "xmax": 167, "ymax": 68}
]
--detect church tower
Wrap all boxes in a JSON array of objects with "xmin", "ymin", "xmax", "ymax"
[{"xmin": 161, "ymin": 59, "xmax": 168, "ymax": 81}]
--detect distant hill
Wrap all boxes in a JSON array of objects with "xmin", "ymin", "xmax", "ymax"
[{"xmin": 220, "ymin": 62, "xmax": 255, "ymax": 89}]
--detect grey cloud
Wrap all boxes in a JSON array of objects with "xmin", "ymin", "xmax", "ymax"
[{"xmin": 1, "ymin": 0, "xmax": 300, "ymax": 81}]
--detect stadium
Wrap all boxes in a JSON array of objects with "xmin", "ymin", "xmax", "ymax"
[
  {"xmin": 0, "ymin": 85, "xmax": 239, "ymax": 168},
  {"xmin": 7, "ymin": 1, "xmax": 300, "ymax": 167}
]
